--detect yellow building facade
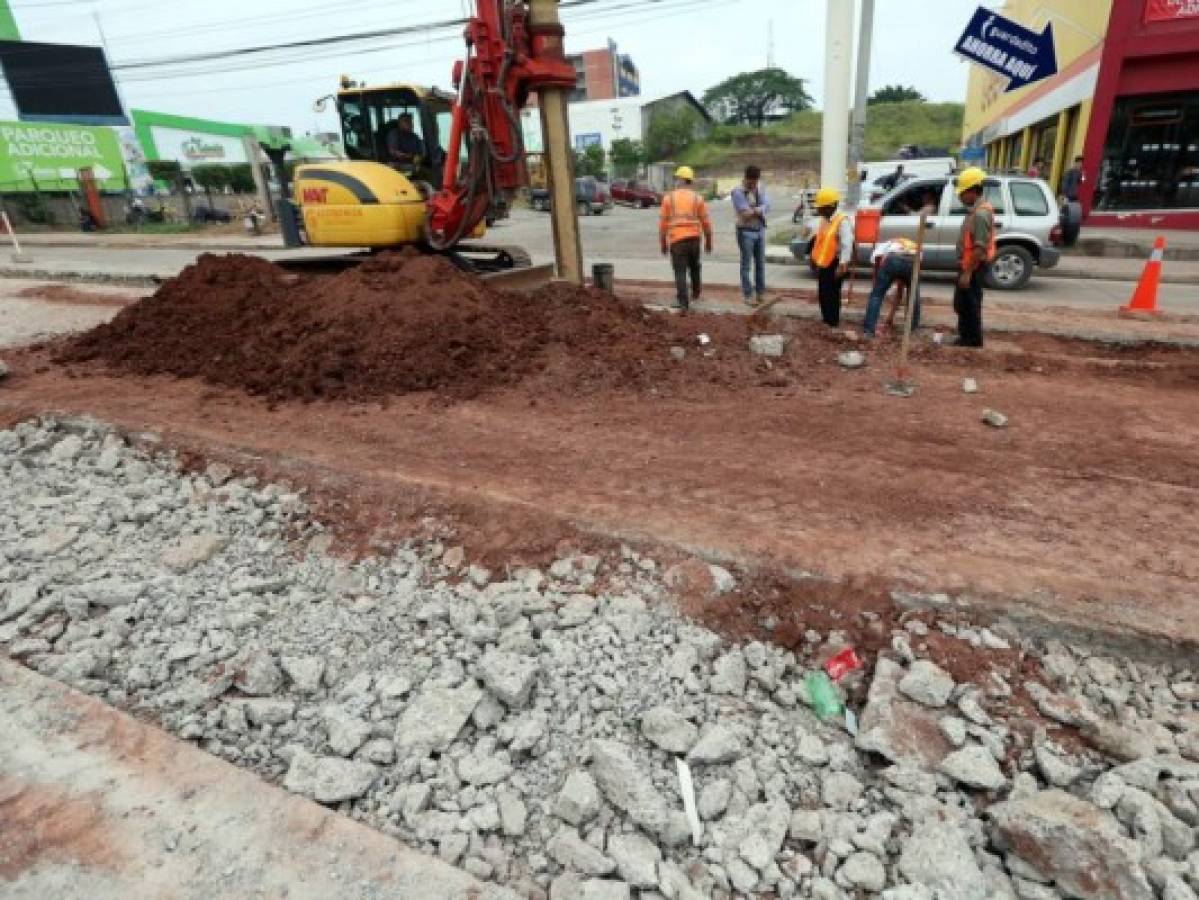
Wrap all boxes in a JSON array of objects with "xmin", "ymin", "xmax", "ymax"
[{"xmin": 961, "ymin": 0, "xmax": 1113, "ymax": 195}]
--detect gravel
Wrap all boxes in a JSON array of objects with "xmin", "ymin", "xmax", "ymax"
[{"xmin": 3, "ymin": 416, "xmax": 1197, "ymax": 898}]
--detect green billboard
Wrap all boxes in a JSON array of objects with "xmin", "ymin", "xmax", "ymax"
[
  {"xmin": 0, "ymin": 121, "xmax": 127, "ymax": 192},
  {"xmin": 0, "ymin": 1, "xmax": 20, "ymax": 41}
]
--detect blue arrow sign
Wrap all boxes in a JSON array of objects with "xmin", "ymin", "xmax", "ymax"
[{"xmin": 955, "ymin": 6, "xmax": 1058, "ymax": 93}]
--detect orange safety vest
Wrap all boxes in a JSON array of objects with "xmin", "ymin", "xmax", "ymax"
[
  {"xmin": 660, "ymin": 189, "xmax": 709, "ymax": 245},
  {"xmin": 811, "ymin": 212, "xmax": 847, "ymax": 268},
  {"xmin": 961, "ymin": 200, "xmax": 998, "ymax": 270}
]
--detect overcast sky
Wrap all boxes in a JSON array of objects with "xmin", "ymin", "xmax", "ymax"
[{"xmin": 4, "ymin": 0, "xmax": 978, "ymax": 133}]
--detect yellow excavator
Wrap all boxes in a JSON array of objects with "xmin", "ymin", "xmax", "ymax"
[{"xmin": 276, "ymin": 0, "xmax": 579, "ymax": 281}]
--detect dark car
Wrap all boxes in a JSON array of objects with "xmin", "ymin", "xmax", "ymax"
[
  {"xmin": 530, "ymin": 176, "xmax": 613, "ymax": 215},
  {"xmin": 191, "ymin": 205, "xmax": 232, "ymax": 224},
  {"xmin": 610, "ymin": 179, "xmax": 662, "ymax": 208}
]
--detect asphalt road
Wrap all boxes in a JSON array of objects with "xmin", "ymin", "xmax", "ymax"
[{"xmin": 4, "ymin": 204, "xmax": 1195, "ymax": 315}]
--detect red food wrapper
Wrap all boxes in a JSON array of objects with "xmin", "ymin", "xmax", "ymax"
[{"xmin": 824, "ymin": 647, "xmax": 863, "ymax": 681}]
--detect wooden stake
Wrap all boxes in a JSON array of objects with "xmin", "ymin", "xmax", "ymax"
[{"xmin": 896, "ymin": 211, "xmax": 928, "ymax": 380}]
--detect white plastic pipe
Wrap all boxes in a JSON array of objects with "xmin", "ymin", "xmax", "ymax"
[{"xmin": 821, "ymin": 0, "xmax": 856, "ymax": 191}]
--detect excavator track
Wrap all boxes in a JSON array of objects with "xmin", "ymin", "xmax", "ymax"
[{"xmin": 275, "ymin": 243, "xmax": 553, "ymax": 290}]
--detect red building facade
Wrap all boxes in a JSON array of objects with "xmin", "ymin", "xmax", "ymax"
[{"xmin": 1082, "ymin": 0, "xmax": 1199, "ymax": 228}]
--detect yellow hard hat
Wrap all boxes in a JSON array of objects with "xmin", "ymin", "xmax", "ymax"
[
  {"xmin": 813, "ymin": 187, "xmax": 840, "ymax": 208},
  {"xmin": 674, "ymin": 165, "xmax": 695, "ymax": 181},
  {"xmin": 955, "ymin": 166, "xmax": 986, "ymax": 195}
]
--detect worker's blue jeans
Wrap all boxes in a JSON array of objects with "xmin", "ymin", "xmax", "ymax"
[
  {"xmin": 737, "ymin": 228, "xmax": 767, "ymax": 298},
  {"xmin": 864, "ymin": 254, "xmax": 921, "ymax": 336}
]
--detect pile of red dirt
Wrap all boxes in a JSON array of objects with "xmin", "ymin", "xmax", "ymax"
[{"xmin": 59, "ymin": 251, "xmax": 782, "ymax": 403}]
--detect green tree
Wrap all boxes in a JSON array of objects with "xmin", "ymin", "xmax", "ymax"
[
  {"xmin": 609, "ymin": 138, "xmax": 645, "ymax": 177},
  {"xmin": 146, "ymin": 160, "xmax": 182, "ymax": 185},
  {"xmin": 228, "ymin": 163, "xmax": 257, "ymax": 194},
  {"xmin": 702, "ymin": 68, "xmax": 813, "ymax": 128},
  {"xmin": 645, "ymin": 108, "xmax": 701, "ymax": 160},
  {"xmin": 191, "ymin": 164, "xmax": 232, "ymax": 207},
  {"xmin": 868, "ymin": 84, "xmax": 926, "ymax": 105},
  {"xmin": 574, "ymin": 144, "xmax": 606, "ymax": 178}
]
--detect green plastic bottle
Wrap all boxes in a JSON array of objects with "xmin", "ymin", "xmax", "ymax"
[{"xmin": 805, "ymin": 671, "xmax": 844, "ymax": 720}]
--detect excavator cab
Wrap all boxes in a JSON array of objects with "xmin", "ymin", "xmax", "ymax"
[
  {"xmin": 291, "ymin": 82, "xmax": 464, "ymax": 249},
  {"xmin": 336, "ymin": 83, "xmax": 455, "ymax": 189}
]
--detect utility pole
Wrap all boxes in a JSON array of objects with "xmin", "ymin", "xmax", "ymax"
[
  {"xmin": 528, "ymin": 0, "xmax": 584, "ymax": 285},
  {"xmin": 820, "ymin": 0, "xmax": 855, "ymax": 191},
  {"xmin": 767, "ymin": 20, "xmax": 775, "ymax": 69},
  {"xmin": 846, "ymin": 0, "xmax": 875, "ymax": 209}
]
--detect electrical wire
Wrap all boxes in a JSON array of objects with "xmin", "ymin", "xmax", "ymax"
[{"xmin": 0, "ymin": 0, "xmax": 732, "ymax": 98}]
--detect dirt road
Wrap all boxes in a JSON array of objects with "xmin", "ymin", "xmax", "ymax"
[{"xmin": 4, "ymin": 311, "xmax": 1197, "ymax": 651}]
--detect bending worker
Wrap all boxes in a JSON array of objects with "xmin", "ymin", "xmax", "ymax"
[
  {"xmin": 862, "ymin": 237, "xmax": 920, "ymax": 339},
  {"xmin": 953, "ymin": 167, "xmax": 996, "ymax": 347},
  {"xmin": 810, "ymin": 187, "xmax": 854, "ymax": 328},
  {"xmin": 660, "ymin": 166, "xmax": 713, "ymax": 311}
]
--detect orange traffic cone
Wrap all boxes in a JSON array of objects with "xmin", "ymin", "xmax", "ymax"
[{"xmin": 1120, "ymin": 236, "xmax": 1166, "ymax": 317}]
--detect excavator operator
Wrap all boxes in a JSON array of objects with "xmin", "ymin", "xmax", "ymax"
[{"xmin": 387, "ymin": 112, "xmax": 425, "ymax": 171}]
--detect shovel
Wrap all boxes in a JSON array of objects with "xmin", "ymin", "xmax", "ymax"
[{"xmin": 884, "ymin": 211, "xmax": 928, "ymax": 398}]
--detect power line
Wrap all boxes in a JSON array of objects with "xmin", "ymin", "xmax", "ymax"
[
  {"xmin": 107, "ymin": 0, "xmax": 695, "ymax": 70},
  {"xmin": 0, "ymin": 0, "xmax": 732, "ymax": 101}
]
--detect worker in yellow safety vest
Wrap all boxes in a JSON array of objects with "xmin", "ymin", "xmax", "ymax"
[
  {"xmin": 659, "ymin": 165, "xmax": 713, "ymax": 311},
  {"xmin": 953, "ymin": 167, "xmax": 997, "ymax": 347},
  {"xmin": 810, "ymin": 187, "xmax": 855, "ymax": 327}
]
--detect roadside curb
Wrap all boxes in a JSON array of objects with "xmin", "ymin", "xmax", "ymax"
[
  {"xmin": 763, "ymin": 254, "xmax": 1199, "ymax": 285},
  {"xmin": 0, "ymin": 267, "xmax": 161, "ymax": 285},
  {"xmin": 17, "ymin": 238, "xmax": 277, "ymax": 252}
]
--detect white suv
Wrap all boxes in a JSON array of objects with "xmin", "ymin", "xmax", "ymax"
[{"xmin": 791, "ymin": 175, "xmax": 1064, "ymax": 290}]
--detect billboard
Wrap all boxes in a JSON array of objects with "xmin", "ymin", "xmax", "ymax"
[
  {"xmin": 0, "ymin": 120, "xmax": 126, "ymax": 190},
  {"xmin": 0, "ymin": 40, "xmax": 126, "ymax": 126},
  {"xmin": 149, "ymin": 126, "xmax": 249, "ymax": 167},
  {"xmin": 1145, "ymin": 0, "xmax": 1199, "ymax": 21}
]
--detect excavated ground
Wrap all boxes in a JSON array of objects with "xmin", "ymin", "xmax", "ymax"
[{"xmin": 4, "ymin": 253, "xmax": 1198, "ymax": 653}]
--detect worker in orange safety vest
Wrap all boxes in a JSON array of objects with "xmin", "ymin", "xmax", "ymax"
[
  {"xmin": 953, "ymin": 167, "xmax": 997, "ymax": 347},
  {"xmin": 659, "ymin": 165, "xmax": 713, "ymax": 311},
  {"xmin": 810, "ymin": 187, "xmax": 854, "ymax": 327}
]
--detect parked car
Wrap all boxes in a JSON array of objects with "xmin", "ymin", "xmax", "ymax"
[
  {"xmin": 789, "ymin": 175, "xmax": 1063, "ymax": 290},
  {"xmin": 610, "ymin": 179, "xmax": 662, "ymax": 208},
  {"xmin": 530, "ymin": 176, "xmax": 613, "ymax": 215},
  {"xmin": 191, "ymin": 205, "xmax": 232, "ymax": 224}
]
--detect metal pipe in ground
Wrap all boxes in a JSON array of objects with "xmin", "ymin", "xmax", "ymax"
[{"xmin": 592, "ymin": 263, "xmax": 615, "ymax": 294}]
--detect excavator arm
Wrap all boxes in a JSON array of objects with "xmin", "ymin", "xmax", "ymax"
[{"xmin": 426, "ymin": 0, "xmax": 577, "ymax": 249}]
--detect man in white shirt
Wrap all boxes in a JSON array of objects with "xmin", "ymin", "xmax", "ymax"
[{"xmin": 863, "ymin": 237, "xmax": 921, "ymax": 338}]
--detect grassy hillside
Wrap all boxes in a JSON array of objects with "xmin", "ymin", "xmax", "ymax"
[{"xmin": 679, "ymin": 101, "xmax": 964, "ymax": 173}]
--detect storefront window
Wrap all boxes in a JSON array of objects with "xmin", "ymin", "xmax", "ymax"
[{"xmin": 1096, "ymin": 93, "xmax": 1199, "ymax": 210}]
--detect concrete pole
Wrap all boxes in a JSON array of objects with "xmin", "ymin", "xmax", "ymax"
[
  {"xmin": 846, "ymin": 0, "xmax": 874, "ymax": 209},
  {"xmin": 529, "ymin": 0, "xmax": 584, "ymax": 285},
  {"xmin": 821, "ymin": 0, "xmax": 855, "ymax": 192}
]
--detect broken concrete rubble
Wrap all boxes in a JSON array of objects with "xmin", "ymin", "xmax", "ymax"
[
  {"xmin": 990, "ymin": 789, "xmax": 1156, "ymax": 900},
  {"xmin": 3, "ymin": 418, "xmax": 1198, "ymax": 898}
]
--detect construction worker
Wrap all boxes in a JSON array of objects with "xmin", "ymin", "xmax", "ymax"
[
  {"xmin": 863, "ymin": 237, "xmax": 921, "ymax": 339},
  {"xmin": 810, "ymin": 187, "xmax": 854, "ymax": 327},
  {"xmin": 953, "ymin": 167, "xmax": 997, "ymax": 347},
  {"xmin": 659, "ymin": 165, "xmax": 713, "ymax": 311}
]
